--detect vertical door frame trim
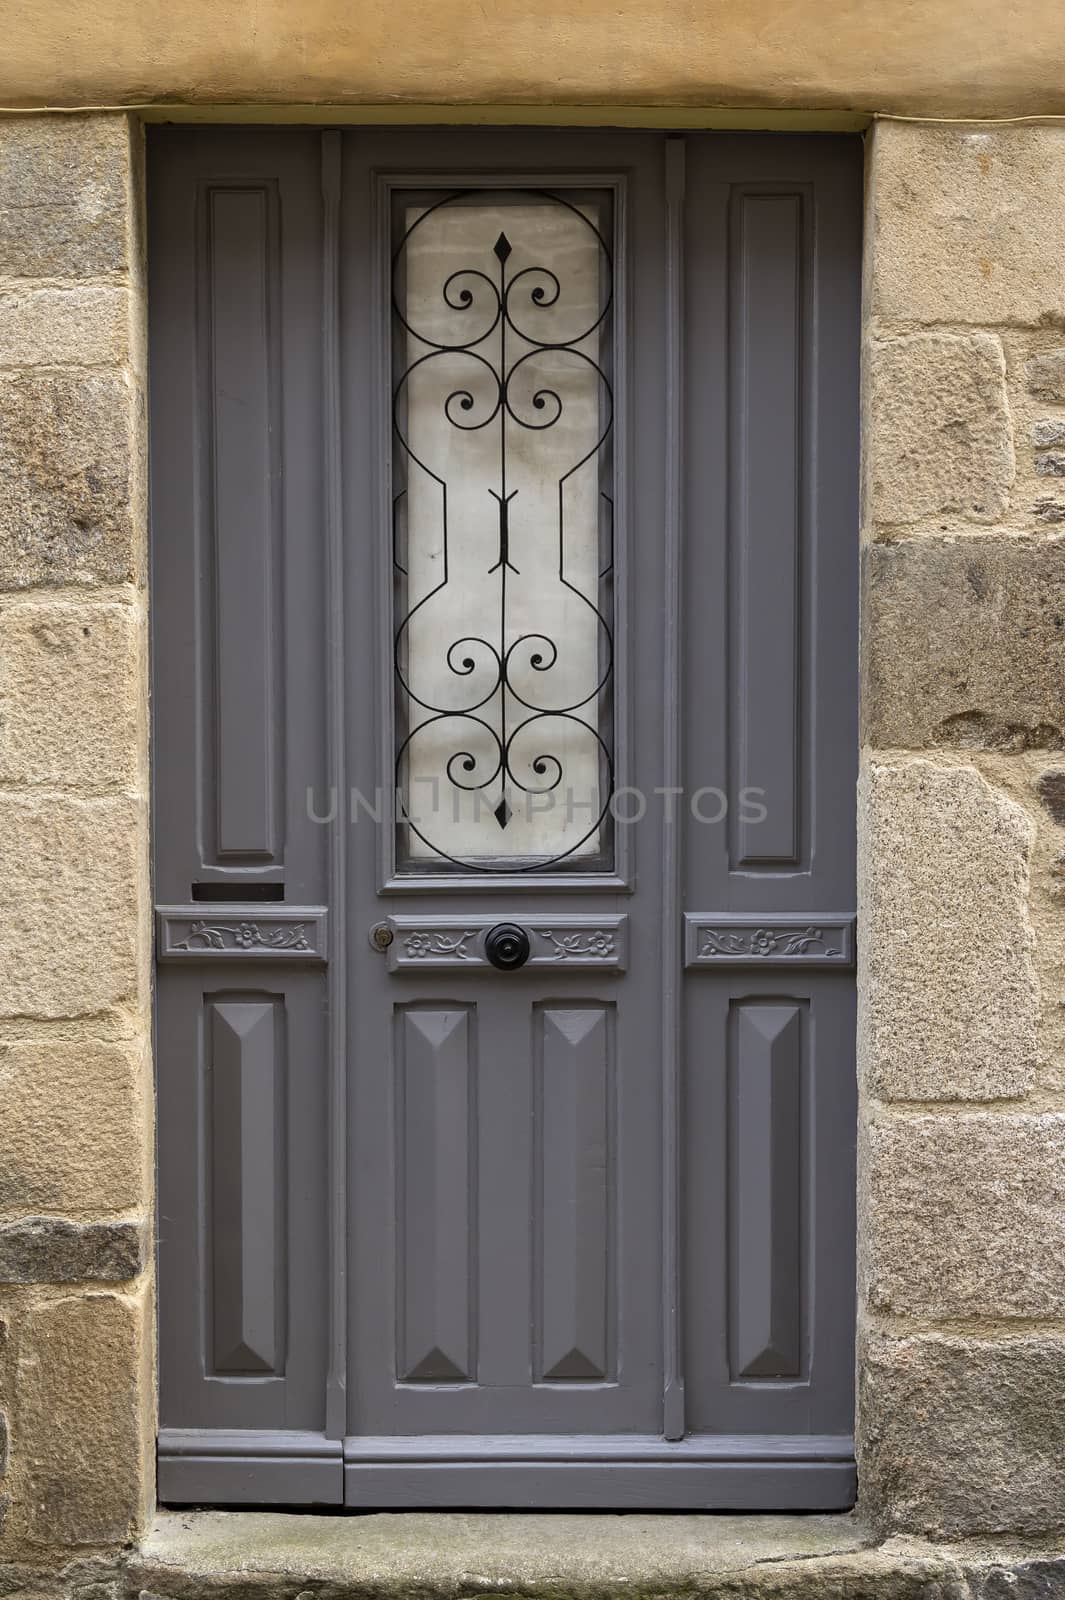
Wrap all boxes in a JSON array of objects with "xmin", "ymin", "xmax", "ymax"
[
  {"xmin": 661, "ymin": 134, "xmax": 686, "ymax": 1442},
  {"xmin": 322, "ymin": 128, "xmax": 349, "ymax": 1439}
]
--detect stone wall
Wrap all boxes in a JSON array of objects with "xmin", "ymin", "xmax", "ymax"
[
  {"xmin": 0, "ymin": 114, "xmax": 153, "ymax": 1559},
  {"xmin": 857, "ymin": 120, "xmax": 1065, "ymax": 1537},
  {"xmin": 1, "ymin": 107, "xmax": 1065, "ymax": 1571}
]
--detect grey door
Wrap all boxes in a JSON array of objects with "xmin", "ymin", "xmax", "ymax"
[{"xmin": 149, "ymin": 127, "xmax": 860, "ymax": 1510}]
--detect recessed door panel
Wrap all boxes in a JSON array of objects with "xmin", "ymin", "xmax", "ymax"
[
  {"xmin": 207, "ymin": 185, "xmax": 282, "ymax": 863},
  {"xmin": 535, "ymin": 1004, "xmax": 614, "ymax": 1383},
  {"xmin": 728, "ymin": 999, "xmax": 804, "ymax": 1381},
  {"xmin": 395, "ymin": 1005, "xmax": 477, "ymax": 1383},
  {"xmin": 683, "ymin": 973, "xmax": 857, "ymax": 1438},
  {"xmin": 209, "ymin": 995, "xmax": 285, "ymax": 1375},
  {"xmin": 728, "ymin": 190, "xmax": 806, "ymax": 870}
]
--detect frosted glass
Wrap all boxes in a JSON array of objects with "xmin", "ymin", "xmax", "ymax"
[{"xmin": 393, "ymin": 195, "xmax": 613, "ymax": 870}]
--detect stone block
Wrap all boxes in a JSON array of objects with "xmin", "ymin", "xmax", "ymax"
[
  {"xmin": 17, "ymin": 1291, "xmax": 150, "ymax": 1546},
  {"xmin": 1037, "ymin": 770, "xmax": 1065, "ymax": 825},
  {"xmin": 863, "ymin": 537, "xmax": 1065, "ymax": 751},
  {"xmin": 0, "ymin": 371, "xmax": 140, "ymax": 590},
  {"xmin": 0, "ymin": 116, "xmax": 132, "ymax": 282},
  {"xmin": 865, "ymin": 334, "xmax": 1013, "ymax": 527},
  {"xmin": 1032, "ymin": 419, "xmax": 1065, "ymax": 447},
  {"xmin": 862, "ymin": 1115, "xmax": 1065, "ymax": 1317},
  {"xmin": 869, "ymin": 123, "xmax": 1065, "ymax": 328},
  {"xmin": 126, "ymin": 1507, "xmax": 963, "ymax": 1598},
  {"xmin": 0, "ymin": 287, "xmax": 133, "ymax": 370},
  {"xmin": 859, "ymin": 1333, "xmax": 1065, "ymax": 1536},
  {"xmin": 1026, "ymin": 351, "xmax": 1065, "ymax": 403},
  {"xmin": 0, "ymin": 602, "xmax": 141, "ymax": 790},
  {"xmin": 0, "ymin": 1218, "xmax": 145, "ymax": 1284},
  {"xmin": 0, "ymin": 1040, "xmax": 145, "ymax": 1216},
  {"xmin": 1035, "ymin": 452, "xmax": 1065, "ymax": 478},
  {"xmin": 0, "ymin": 794, "xmax": 142, "ymax": 1019},
  {"xmin": 970, "ymin": 1558, "xmax": 1065, "ymax": 1599},
  {"xmin": 859, "ymin": 762, "xmax": 1037, "ymax": 1101}
]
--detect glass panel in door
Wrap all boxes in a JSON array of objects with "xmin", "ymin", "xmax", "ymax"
[{"xmin": 391, "ymin": 190, "xmax": 616, "ymax": 872}]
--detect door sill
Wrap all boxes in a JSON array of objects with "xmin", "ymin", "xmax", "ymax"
[
  {"xmin": 342, "ymin": 1433, "xmax": 855, "ymax": 1509},
  {"xmin": 158, "ymin": 1430, "xmax": 344, "ymax": 1505},
  {"xmin": 158, "ymin": 1429, "xmax": 855, "ymax": 1510}
]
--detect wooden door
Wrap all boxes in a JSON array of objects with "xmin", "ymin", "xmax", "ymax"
[{"xmin": 149, "ymin": 126, "xmax": 860, "ymax": 1510}]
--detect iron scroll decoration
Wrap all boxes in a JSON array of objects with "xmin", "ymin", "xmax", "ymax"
[{"xmin": 392, "ymin": 190, "xmax": 616, "ymax": 873}]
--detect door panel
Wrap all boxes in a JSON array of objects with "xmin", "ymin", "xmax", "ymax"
[
  {"xmin": 536, "ymin": 1003, "xmax": 613, "ymax": 1383},
  {"xmin": 154, "ymin": 967, "xmax": 330, "ymax": 1431},
  {"xmin": 729, "ymin": 997, "xmax": 804, "ymax": 1382},
  {"xmin": 679, "ymin": 135, "xmax": 861, "ymax": 1443},
  {"xmin": 683, "ymin": 972, "xmax": 857, "ymax": 1436},
  {"xmin": 395, "ymin": 1003, "xmax": 476, "ymax": 1383},
  {"xmin": 150, "ymin": 132, "xmax": 336, "ymax": 1504},
  {"xmin": 208, "ymin": 994, "xmax": 286, "ymax": 1376},
  {"xmin": 341, "ymin": 130, "xmax": 665, "ymax": 1454},
  {"xmin": 681, "ymin": 137, "xmax": 860, "ymax": 912},
  {"xmin": 148, "ymin": 125, "xmax": 860, "ymax": 1510}
]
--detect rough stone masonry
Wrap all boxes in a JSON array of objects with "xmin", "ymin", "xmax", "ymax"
[
  {"xmin": 0, "ymin": 113, "xmax": 154, "ymax": 1556},
  {"xmin": 0, "ymin": 107, "xmax": 1065, "ymax": 1598}
]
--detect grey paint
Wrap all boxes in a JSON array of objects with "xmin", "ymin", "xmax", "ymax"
[
  {"xmin": 209, "ymin": 998, "xmax": 283, "ymax": 1374},
  {"xmin": 157, "ymin": 906, "xmax": 329, "ymax": 962},
  {"xmin": 342, "ymin": 131, "xmax": 664, "ymax": 1463},
  {"xmin": 319, "ymin": 127, "xmax": 349, "ymax": 1444},
  {"xmin": 683, "ymin": 913, "xmax": 856, "ymax": 968},
  {"xmin": 157, "ymin": 1429, "xmax": 343, "ymax": 1505},
  {"xmin": 340, "ymin": 1431, "xmax": 855, "ymax": 1508},
  {"xmin": 396, "ymin": 1007, "xmax": 475, "ymax": 1383},
  {"xmin": 731, "ymin": 191, "xmax": 804, "ymax": 868},
  {"xmin": 150, "ymin": 131, "xmax": 332, "ymax": 1450},
  {"xmin": 149, "ymin": 126, "xmax": 860, "ymax": 1510},
  {"xmin": 538, "ymin": 1006, "xmax": 612, "ymax": 1381},
  {"xmin": 660, "ymin": 135, "xmax": 687, "ymax": 1445},
  {"xmin": 730, "ymin": 1002, "xmax": 802, "ymax": 1379},
  {"xmin": 208, "ymin": 185, "xmax": 281, "ymax": 861},
  {"xmin": 676, "ymin": 135, "xmax": 859, "ymax": 1450},
  {"xmin": 382, "ymin": 914, "xmax": 628, "ymax": 971}
]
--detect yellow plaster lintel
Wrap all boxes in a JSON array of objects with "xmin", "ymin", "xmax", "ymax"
[{"xmin": 0, "ymin": 102, "xmax": 872, "ymax": 132}]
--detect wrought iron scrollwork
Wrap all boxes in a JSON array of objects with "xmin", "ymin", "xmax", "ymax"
[{"xmin": 392, "ymin": 190, "xmax": 615, "ymax": 872}]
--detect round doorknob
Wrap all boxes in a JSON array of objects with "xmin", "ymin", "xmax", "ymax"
[{"xmin": 484, "ymin": 922, "xmax": 531, "ymax": 971}]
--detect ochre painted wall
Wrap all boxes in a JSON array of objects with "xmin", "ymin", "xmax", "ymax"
[{"xmin": 2, "ymin": 0, "xmax": 1065, "ymax": 117}]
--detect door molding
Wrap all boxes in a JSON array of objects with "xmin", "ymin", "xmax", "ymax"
[
  {"xmin": 342, "ymin": 1431, "xmax": 856, "ymax": 1508},
  {"xmin": 378, "ymin": 913, "xmax": 628, "ymax": 971}
]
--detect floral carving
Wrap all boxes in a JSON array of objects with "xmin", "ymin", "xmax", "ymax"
[
  {"xmin": 401, "ymin": 930, "xmax": 475, "ymax": 960},
  {"xmin": 699, "ymin": 925, "xmax": 841, "ymax": 959},
  {"xmin": 172, "ymin": 920, "xmax": 311, "ymax": 953},
  {"xmin": 537, "ymin": 928, "xmax": 617, "ymax": 960}
]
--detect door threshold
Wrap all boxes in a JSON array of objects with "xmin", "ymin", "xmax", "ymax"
[
  {"xmin": 158, "ymin": 1429, "xmax": 855, "ymax": 1510},
  {"xmin": 134, "ymin": 1506, "xmax": 892, "ymax": 1600},
  {"xmin": 158, "ymin": 1429, "xmax": 343, "ymax": 1506},
  {"xmin": 343, "ymin": 1432, "xmax": 855, "ymax": 1509}
]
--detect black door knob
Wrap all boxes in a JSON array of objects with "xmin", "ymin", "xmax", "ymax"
[{"xmin": 484, "ymin": 922, "xmax": 531, "ymax": 971}]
